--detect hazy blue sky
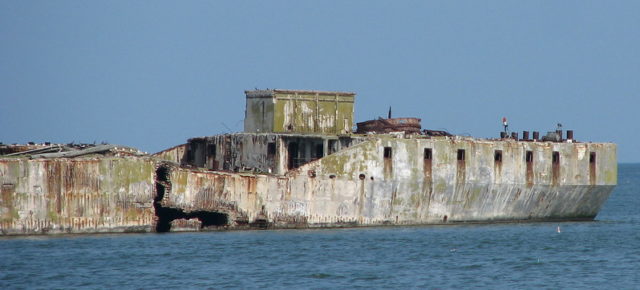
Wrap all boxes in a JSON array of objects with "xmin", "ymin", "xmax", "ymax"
[{"xmin": 1, "ymin": 1, "xmax": 638, "ymax": 162}]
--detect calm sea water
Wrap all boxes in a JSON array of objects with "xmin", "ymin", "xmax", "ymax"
[{"xmin": 2, "ymin": 164, "xmax": 639, "ymax": 289}]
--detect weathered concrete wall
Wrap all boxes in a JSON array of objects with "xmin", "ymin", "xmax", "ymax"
[
  {"xmin": 244, "ymin": 90, "xmax": 355, "ymax": 134},
  {"xmin": 0, "ymin": 136, "xmax": 618, "ymax": 235},
  {"xmin": 160, "ymin": 137, "xmax": 616, "ymax": 229},
  {"xmin": 275, "ymin": 92, "xmax": 354, "ymax": 134},
  {"xmin": 244, "ymin": 95, "xmax": 275, "ymax": 133},
  {"xmin": 305, "ymin": 136, "xmax": 617, "ymax": 186},
  {"xmin": 289, "ymin": 137, "xmax": 617, "ymax": 223},
  {"xmin": 153, "ymin": 144, "xmax": 187, "ymax": 164},
  {"xmin": 0, "ymin": 157, "xmax": 156, "ymax": 235}
]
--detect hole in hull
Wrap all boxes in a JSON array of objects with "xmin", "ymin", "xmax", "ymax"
[
  {"xmin": 153, "ymin": 164, "xmax": 228, "ymax": 233},
  {"xmin": 187, "ymin": 211, "xmax": 228, "ymax": 228}
]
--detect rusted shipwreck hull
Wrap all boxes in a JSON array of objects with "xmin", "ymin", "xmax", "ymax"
[
  {"xmin": 161, "ymin": 135, "xmax": 617, "ymax": 231},
  {"xmin": 0, "ymin": 136, "xmax": 617, "ymax": 235},
  {"xmin": 0, "ymin": 89, "xmax": 617, "ymax": 235}
]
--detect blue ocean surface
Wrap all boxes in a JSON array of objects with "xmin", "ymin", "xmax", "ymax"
[{"xmin": 1, "ymin": 164, "xmax": 639, "ymax": 289}]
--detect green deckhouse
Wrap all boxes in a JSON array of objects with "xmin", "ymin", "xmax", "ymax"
[{"xmin": 244, "ymin": 89, "xmax": 355, "ymax": 134}]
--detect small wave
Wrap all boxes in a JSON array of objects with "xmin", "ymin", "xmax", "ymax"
[{"xmin": 308, "ymin": 273, "xmax": 333, "ymax": 279}]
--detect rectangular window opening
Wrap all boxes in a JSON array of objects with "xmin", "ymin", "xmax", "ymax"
[
  {"xmin": 207, "ymin": 144, "xmax": 216, "ymax": 156},
  {"xmin": 315, "ymin": 144, "xmax": 324, "ymax": 159},
  {"xmin": 526, "ymin": 151, "xmax": 533, "ymax": 163},
  {"xmin": 328, "ymin": 140, "xmax": 338, "ymax": 154},
  {"xmin": 494, "ymin": 150, "xmax": 502, "ymax": 162},
  {"xmin": 186, "ymin": 143, "xmax": 196, "ymax": 163},
  {"xmin": 457, "ymin": 149, "xmax": 465, "ymax": 161},
  {"xmin": 424, "ymin": 148, "xmax": 432, "ymax": 160},
  {"xmin": 288, "ymin": 142, "xmax": 299, "ymax": 169},
  {"xmin": 589, "ymin": 151, "xmax": 596, "ymax": 185},
  {"xmin": 552, "ymin": 151, "xmax": 560, "ymax": 185},
  {"xmin": 384, "ymin": 147, "xmax": 392, "ymax": 159},
  {"xmin": 267, "ymin": 142, "xmax": 276, "ymax": 157},
  {"xmin": 187, "ymin": 149, "xmax": 194, "ymax": 163}
]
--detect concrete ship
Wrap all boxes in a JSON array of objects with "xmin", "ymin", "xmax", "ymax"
[{"xmin": 0, "ymin": 89, "xmax": 617, "ymax": 235}]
